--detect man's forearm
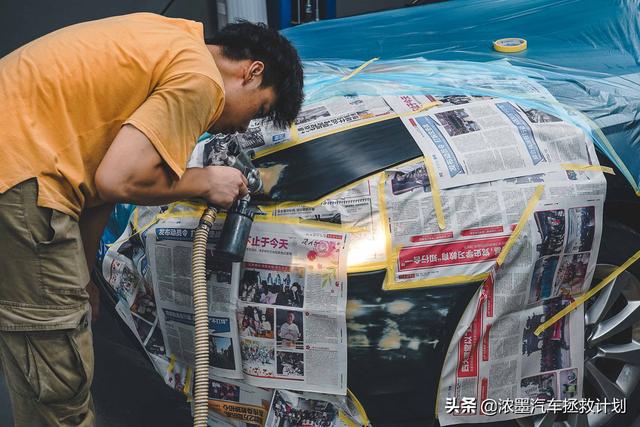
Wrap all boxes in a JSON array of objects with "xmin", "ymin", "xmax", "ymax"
[
  {"xmin": 79, "ymin": 203, "xmax": 116, "ymax": 268},
  {"xmin": 98, "ymin": 164, "xmax": 208, "ymax": 206}
]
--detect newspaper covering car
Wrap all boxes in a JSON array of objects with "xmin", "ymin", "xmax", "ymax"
[
  {"xmin": 100, "ymin": 69, "xmax": 608, "ymax": 425},
  {"xmin": 103, "ymin": 208, "xmax": 350, "ymax": 394}
]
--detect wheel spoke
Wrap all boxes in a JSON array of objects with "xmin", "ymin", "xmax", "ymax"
[
  {"xmin": 592, "ymin": 340, "xmax": 640, "ymax": 365},
  {"xmin": 584, "ymin": 360, "xmax": 625, "ymax": 400},
  {"xmin": 534, "ymin": 411, "xmax": 559, "ymax": 427},
  {"xmin": 516, "ymin": 411, "xmax": 558, "ymax": 427},
  {"xmin": 585, "ymin": 275, "xmax": 623, "ymax": 326},
  {"xmin": 588, "ymin": 301, "xmax": 640, "ymax": 346}
]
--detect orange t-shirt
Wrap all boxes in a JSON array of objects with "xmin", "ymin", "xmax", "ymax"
[{"xmin": 0, "ymin": 13, "xmax": 225, "ymax": 220}]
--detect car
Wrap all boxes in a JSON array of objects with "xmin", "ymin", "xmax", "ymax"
[{"xmin": 2, "ymin": 0, "xmax": 640, "ymax": 426}]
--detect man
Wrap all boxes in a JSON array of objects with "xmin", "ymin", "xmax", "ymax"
[
  {"xmin": 0, "ymin": 13, "xmax": 303, "ymax": 426},
  {"xmin": 279, "ymin": 311, "xmax": 301, "ymax": 348}
]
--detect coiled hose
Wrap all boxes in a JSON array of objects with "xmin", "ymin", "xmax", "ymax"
[{"xmin": 191, "ymin": 207, "xmax": 217, "ymax": 427}]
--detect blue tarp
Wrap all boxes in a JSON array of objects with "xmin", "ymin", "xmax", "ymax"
[{"xmin": 283, "ymin": 0, "xmax": 640, "ymax": 193}]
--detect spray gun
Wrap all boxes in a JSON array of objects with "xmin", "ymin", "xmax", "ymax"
[{"xmin": 191, "ymin": 136, "xmax": 262, "ymax": 427}]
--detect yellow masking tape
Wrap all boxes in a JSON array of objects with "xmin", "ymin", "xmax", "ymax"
[
  {"xmin": 259, "ymin": 173, "xmax": 375, "ymax": 212},
  {"xmin": 377, "ymin": 172, "xmax": 394, "ymax": 281},
  {"xmin": 289, "ymin": 121, "xmax": 299, "ymax": 142},
  {"xmin": 384, "ymin": 272, "xmax": 490, "ymax": 291},
  {"xmin": 341, "ymin": 57, "xmax": 380, "ymax": 81},
  {"xmin": 496, "ymin": 185, "xmax": 544, "ymax": 266},
  {"xmin": 183, "ymin": 366, "xmax": 193, "ymax": 397},
  {"xmin": 493, "ymin": 38, "xmax": 527, "ymax": 53},
  {"xmin": 167, "ymin": 354, "xmax": 176, "ymax": 373},
  {"xmin": 422, "ymin": 156, "xmax": 446, "ymax": 230},
  {"xmin": 534, "ymin": 249, "xmax": 640, "ymax": 336},
  {"xmin": 338, "ymin": 412, "xmax": 360, "ymax": 427},
  {"xmin": 348, "ymin": 389, "xmax": 370, "ymax": 425},
  {"xmin": 254, "ymin": 213, "xmax": 362, "ymax": 233},
  {"xmin": 582, "ymin": 113, "xmax": 638, "ymax": 192},
  {"xmin": 560, "ymin": 163, "xmax": 615, "ymax": 175}
]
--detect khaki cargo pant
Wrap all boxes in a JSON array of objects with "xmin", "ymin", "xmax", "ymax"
[{"xmin": 0, "ymin": 179, "xmax": 94, "ymax": 426}]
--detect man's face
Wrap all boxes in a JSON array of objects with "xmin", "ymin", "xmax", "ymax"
[
  {"xmin": 210, "ymin": 75, "xmax": 277, "ymax": 135},
  {"xmin": 287, "ymin": 313, "xmax": 294, "ymax": 324}
]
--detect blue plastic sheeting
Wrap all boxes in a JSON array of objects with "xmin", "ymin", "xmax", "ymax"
[
  {"xmin": 283, "ymin": 0, "xmax": 640, "ymax": 193},
  {"xmin": 283, "ymin": 0, "xmax": 640, "ymax": 75},
  {"xmin": 96, "ymin": 203, "xmax": 135, "ymax": 263}
]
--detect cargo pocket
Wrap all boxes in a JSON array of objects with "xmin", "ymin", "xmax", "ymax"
[
  {"xmin": 25, "ymin": 322, "xmax": 93, "ymax": 406},
  {"xmin": 26, "ymin": 206, "xmax": 89, "ymax": 301}
]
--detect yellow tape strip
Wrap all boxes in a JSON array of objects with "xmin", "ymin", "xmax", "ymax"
[
  {"xmin": 384, "ymin": 272, "xmax": 490, "ymax": 291},
  {"xmin": 348, "ymin": 389, "xmax": 370, "ymax": 425},
  {"xmin": 403, "ymin": 100, "xmax": 442, "ymax": 116},
  {"xmin": 534, "ymin": 249, "xmax": 640, "ymax": 336},
  {"xmin": 581, "ymin": 113, "xmax": 638, "ymax": 191},
  {"xmin": 290, "ymin": 121, "xmax": 299, "ymax": 143},
  {"xmin": 338, "ymin": 412, "xmax": 360, "ymax": 427},
  {"xmin": 560, "ymin": 163, "xmax": 615, "ymax": 175},
  {"xmin": 183, "ymin": 366, "xmax": 193, "ymax": 398},
  {"xmin": 496, "ymin": 185, "xmax": 544, "ymax": 266},
  {"xmin": 132, "ymin": 207, "xmax": 140, "ymax": 231},
  {"xmin": 254, "ymin": 213, "xmax": 361, "ymax": 233},
  {"xmin": 377, "ymin": 173, "xmax": 394, "ymax": 285},
  {"xmin": 259, "ymin": 173, "xmax": 375, "ymax": 212},
  {"xmin": 422, "ymin": 156, "xmax": 446, "ymax": 230},
  {"xmin": 341, "ymin": 57, "xmax": 379, "ymax": 81},
  {"xmin": 167, "ymin": 354, "xmax": 176, "ymax": 373}
]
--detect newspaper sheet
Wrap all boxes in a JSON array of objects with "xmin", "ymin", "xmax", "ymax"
[
  {"xmin": 147, "ymin": 220, "xmax": 246, "ymax": 380},
  {"xmin": 236, "ymin": 220, "xmax": 348, "ymax": 394},
  {"xmin": 232, "ymin": 95, "xmax": 394, "ymax": 156},
  {"xmin": 381, "ymin": 156, "xmax": 606, "ymax": 289},
  {"xmin": 385, "ymin": 93, "xmax": 600, "ymax": 189},
  {"xmin": 265, "ymin": 389, "xmax": 369, "ymax": 427},
  {"xmin": 129, "ymin": 210, "xmax": 350, "ymax": 394},
  {"xmin": 437, "ymin": 180, "xmax": 605, "ymax": 424}
]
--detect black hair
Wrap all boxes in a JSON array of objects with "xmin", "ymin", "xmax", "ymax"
[{"xmin": 206, "ymin": 21, "xmax": 304, "ymax": 128}]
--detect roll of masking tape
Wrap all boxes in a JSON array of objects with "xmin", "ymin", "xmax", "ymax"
[{"xmin": 493, "ymin": 38, "xmax": 527, "ymax": 53}]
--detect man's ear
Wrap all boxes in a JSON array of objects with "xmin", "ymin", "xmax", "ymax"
[{"xmin": 244, "ymin": 60, "xmax": 265, "ymax": 86}]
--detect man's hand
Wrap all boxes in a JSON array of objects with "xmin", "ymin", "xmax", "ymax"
[{"xmin": 200, "ymin": 166, "xmax": 248, "ymax": 208}]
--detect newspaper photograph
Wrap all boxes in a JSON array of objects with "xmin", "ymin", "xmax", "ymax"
[
  {"xmin": 235, "ymin": 219, "xmax": 349, "ymax": 394},
  {"xmin": 265, "ymin": 389, "xmax": 369, "ymax": 427},
  {"xmin": 437, "ymin": 188, "xmax": 604, "ymax": 424},
  {"xmin": 386, "ymin": 94, "xmax": 599, "ymax": 190}
]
